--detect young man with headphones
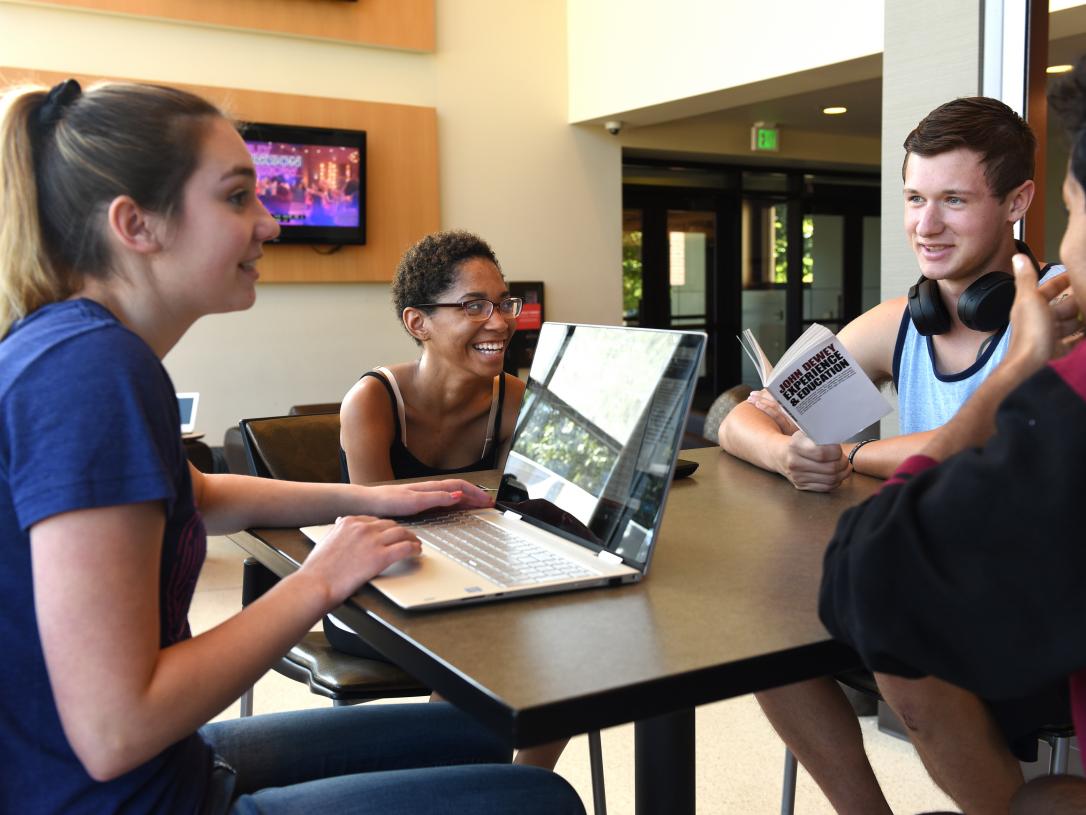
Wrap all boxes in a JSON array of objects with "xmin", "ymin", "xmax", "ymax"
[
  {"xmin": 720, "ymin": 97, "xmax": 1065, "ymax": 492},
  {"xmin": 722, "ymin": 98, "xmax": 1076, "ymax": 814}
]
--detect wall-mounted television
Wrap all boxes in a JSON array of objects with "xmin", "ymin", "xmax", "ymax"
[{"xmin": 241, "ymin": 122, "xmax": 366, "ymax": 246}]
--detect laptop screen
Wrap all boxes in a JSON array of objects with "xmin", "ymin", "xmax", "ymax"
[
  {"xmin": 176, "ymin": 392, "xmax": 199, "ymax": 434},
  {"xmin": 497, "ymin": 323, "xmax": 704, "ymax": 569}
]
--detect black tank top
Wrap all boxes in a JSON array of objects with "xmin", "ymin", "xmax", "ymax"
[{"xmin": 339, "ymin": 368, "xmax": 507, "ymax": 481}]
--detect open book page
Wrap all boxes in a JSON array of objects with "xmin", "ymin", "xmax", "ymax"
[
  {"xmin": 738, "ymin": 329, "xmax": 774, "ymax": 385},
  {"xmin": 738, "ymin": 324, "xmax": 891, "ymax": 445}
]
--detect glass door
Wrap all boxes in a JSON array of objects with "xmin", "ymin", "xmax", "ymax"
[
  {"xmin": 738, "ymin": 173, "xmax": 881, "ymax": 389},
  {"xmin": 623, "ymin": 164, "xmax": 878, "ymax": 399},
  {"xmin": 739, "ymin": 196, "xmax": 790, "ymax": 386},
  {"xmin": 622, "ymin": 186, "xmax": 738, "ymax": 404}
]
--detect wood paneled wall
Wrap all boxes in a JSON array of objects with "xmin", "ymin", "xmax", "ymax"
[
  {"xmin": 22, "ymin": 0, "xmax": 434, "ymax": 51},
  {"xmin": 2, "ymin": 67, "xmax": 440, "ymax": 283}
]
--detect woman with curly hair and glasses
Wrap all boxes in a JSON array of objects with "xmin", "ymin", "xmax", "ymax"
[
  {"xmin": 340, "ymin": 230, "xmax": 526, "ymax": 486},
  {"xmin": 338, "ymin": 231, "xmax": 574, "ymax": 770}
]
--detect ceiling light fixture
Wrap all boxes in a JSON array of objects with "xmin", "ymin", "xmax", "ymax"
[
  {"xmin": 822, "ymin": 106, "xmax": 848, "ymax": 115},
  {"xmin": 1047, "ymin": 64, "xmax": 1074, "ymax": 74}
]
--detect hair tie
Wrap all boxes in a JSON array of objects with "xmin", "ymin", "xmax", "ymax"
[{"xmin": 31, "ymin": 78, "xmax": 82, "ymax": 143}]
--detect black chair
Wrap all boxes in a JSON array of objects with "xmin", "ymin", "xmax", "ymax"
[
  {"xmin": 238, "ymin": 413, "xmax": 610, "ymax": 814},
  {"xmin": 240, "ymin": 413, "xmax": 344, "ymax": 483},
  {"xmin": 236, "ymin": 413, "xmax": 428, "ymax": 717},
  {"xmin": 288, "ymin": 402, "xmax": 341, "ymax": 416}
]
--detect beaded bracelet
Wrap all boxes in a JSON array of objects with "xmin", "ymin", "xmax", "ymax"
[{"xmin": 847, "ymin": 438, "xmax": 876, "ymax": 470}]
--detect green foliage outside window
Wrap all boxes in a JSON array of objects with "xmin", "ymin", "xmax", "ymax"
[
  {"xmin": 516, "ymin": 400, "xmax": 615, "ymax": 495},
  {"xmin": 773, "ymin": 211, "xmax": 814, "ymax": 285},
  {"xmin": 623, "ymin": 230, "xmax": 643, "ymax": 317}
]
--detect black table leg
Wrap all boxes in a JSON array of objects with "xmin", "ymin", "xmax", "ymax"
[{"xmin": 634, "ymin": 707, "xmax": 695, "ymax": 815}]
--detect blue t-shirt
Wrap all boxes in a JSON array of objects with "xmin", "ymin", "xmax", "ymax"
[{"xmin": 0, "ymin": 299, "xmax": 210, "ymax": 814}]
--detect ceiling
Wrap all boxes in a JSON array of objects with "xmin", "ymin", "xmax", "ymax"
[
  {"xmin": 625, "ymin": 19, "xmax": 1086, "ymax": 142},
  {"xmin": 679, "ymin": 77, "xmax": 882, "ymax": 139}
]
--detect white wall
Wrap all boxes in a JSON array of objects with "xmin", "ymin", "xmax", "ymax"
[
  {"xmin": 567, "ymin": 0, "xmax": 882, "ymax": 123},
  {"xmin": 0, "ymin": 0, "xmax": 622, "ymax": 442},
  {"xmin": 433, "ymin": 1, "xmax": 622, "ymax": 327},
  {"xmin": 878, "ymin": 0, "xmax": 984, "ymax": 437},
  {"xmin": 881, "ymin": 0, "xmax": 982, "ymax": 303}
]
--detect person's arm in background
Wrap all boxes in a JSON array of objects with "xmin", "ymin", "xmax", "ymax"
[
  {"xmin": 340, "ymin": 375, "xmax": 398, "ymax": 484},
  {"xmin": 718, "ymin": 297, "xmax": 903, "ymax": 491},
  {"xmin": 819, "ymin": 256, "xmax": 1084, "ymax": 699}
]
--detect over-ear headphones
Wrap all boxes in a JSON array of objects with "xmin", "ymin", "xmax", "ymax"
[{"xmin": 907, "ymin": 241, "xmax": 1036, "ymax": 336}]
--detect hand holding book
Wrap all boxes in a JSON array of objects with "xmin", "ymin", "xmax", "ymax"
[
  {"xmin": 746, "ymin": 388, "xmax": 799, "ymax": 435},
  {"xmin": 738, "ymin": 324, "xmax": 891, "ymax": 445}
]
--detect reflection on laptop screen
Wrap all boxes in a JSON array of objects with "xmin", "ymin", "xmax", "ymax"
[
  {"xmin": 176, "ymin": 392, "xmax": 199, "ymax": 434},
  {"xmin": 497, "ymin": 324, "xmax": 703, "ymax": 568}
]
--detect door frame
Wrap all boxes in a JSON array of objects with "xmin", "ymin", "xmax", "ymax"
[
  {"xmin": 623, "ymin": 159, "xmax": 880, "ymax": 399},
  {"xmin": 623, "ymin": 184, "xmax": 740, "ymax": 404}
]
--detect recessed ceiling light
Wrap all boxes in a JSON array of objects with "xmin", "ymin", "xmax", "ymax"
[
  {"xmin": 1047, "ymin": 64, "xmax": 1074, "ymax": 74},
  {"xmin": 822, "ymin": 106, "xmax": 848, "ymax": 115}
]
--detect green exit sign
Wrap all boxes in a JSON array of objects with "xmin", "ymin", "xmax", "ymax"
[{"xmin": 751, "ymin": 123, "xmax": 779, "ymax": 152}]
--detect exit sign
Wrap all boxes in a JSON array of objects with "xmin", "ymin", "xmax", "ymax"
[{"xmin": 751, "ymin": 123, "xmax": 779, "ymax": 152}]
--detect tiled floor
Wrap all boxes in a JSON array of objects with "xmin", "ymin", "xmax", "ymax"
[{"xmin": 194, "ymin": 535, "xmax": 958, "ymax": 814}]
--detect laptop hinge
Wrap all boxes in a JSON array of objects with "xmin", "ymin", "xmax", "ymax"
[{"xmin": 597, "ymin": 550, "xmax": 622, "ymax": 565}]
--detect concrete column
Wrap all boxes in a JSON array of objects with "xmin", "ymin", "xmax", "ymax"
[{"xmin": 881, "ymin": 0, "xmax": 983, "ymax": 303}]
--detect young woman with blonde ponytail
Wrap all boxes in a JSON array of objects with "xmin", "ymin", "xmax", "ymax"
[{"xmin": 0, "ymin": 80, "xmax": 583, "ymax": 815}]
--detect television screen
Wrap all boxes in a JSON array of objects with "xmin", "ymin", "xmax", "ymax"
[{"xmin": 241, "ymin": 122, "xmax": 366, "ymax": 245}]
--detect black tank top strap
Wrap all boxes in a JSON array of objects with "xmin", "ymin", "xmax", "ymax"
[
  {"xmin": 340, "ymin": 369, "xmax": 404, "ymax": 482},
  {"xmin": 494, "ymin": 372, "xmax": 507, "ymax": 439},
  {"xmin": 483, "ymin": 373, "xmax": 508, "ymax": 468},
  {"xmin": 347, "ymin": 368, "xmax": 511, "ymax": 480},
  {"xmin": 360, "ymin": 369, "xmax": 404, "ymax": 442}
]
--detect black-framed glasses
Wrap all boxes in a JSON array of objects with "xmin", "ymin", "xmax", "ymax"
[{"xmin": 415, "ymin": 297, "xmax": 523, "ymax": 321}]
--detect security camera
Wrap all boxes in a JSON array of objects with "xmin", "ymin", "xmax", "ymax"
[{"xmin": 604, "ymin": 120, "xmax": 624, "ymax": 135}]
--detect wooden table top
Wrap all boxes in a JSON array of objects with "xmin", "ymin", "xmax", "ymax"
[{"xmin": 235, "ymin": 446, "xmax": 879, "ymax": 746}]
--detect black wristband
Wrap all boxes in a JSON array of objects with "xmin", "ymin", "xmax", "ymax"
[{"xmin": 847, "ymin": 438, "xmax": 876, "ymax": 469}]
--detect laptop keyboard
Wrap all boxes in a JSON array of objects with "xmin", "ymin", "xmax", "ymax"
[{"xmin": 404, "ymin": 512, "xmax": 597, "ymax": 588}]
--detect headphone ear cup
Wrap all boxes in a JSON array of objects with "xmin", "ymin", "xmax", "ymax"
[
  {"xmin": 957, "ymin": 271, "xmax": 1014, "ymax": 332},
  {"xmin": 907, "ymin": 276, "xmax": 951, "ymax": 335}
]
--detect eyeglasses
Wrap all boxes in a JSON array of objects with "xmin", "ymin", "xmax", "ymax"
[{"xmin": 415, "ymin": 297, "xmax": 524, "ymax": 321}]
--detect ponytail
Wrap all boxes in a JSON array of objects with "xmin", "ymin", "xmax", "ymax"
[
  {"xmin": 0, "ymin": 80, "xmax": 221, "ymax": 338},
  {"xmin": 0, "ymin": 86, "xmax": 71, "ymax": 338}
]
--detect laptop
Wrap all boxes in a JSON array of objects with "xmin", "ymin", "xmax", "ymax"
[
  {"xmin": 176, "ymin": 392, "xmax": 200, "ymax": 435},
  {"xmin": 304, "ymin": 322, "xmax": 706, "ymax": 609}
]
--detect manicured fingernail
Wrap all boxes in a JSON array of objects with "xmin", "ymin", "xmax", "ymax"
[{"xmin": 450, "ymin": 490, "xmax": 463, "ymax": 499}]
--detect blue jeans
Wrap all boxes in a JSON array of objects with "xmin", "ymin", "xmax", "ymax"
[{"xmin": 198, "ymin": 703, "xmax": 584, "ymax": 815}]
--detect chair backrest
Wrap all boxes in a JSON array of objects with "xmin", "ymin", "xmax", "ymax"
[
  {"xmin": 240, "ymin": 413, "xmax": 343, "ymax": 483},
  {"xmin": 288, "ymin": 402, "xmax": 341, "ymax": 416},
  {"xmin": 702, "ymin": 384, "xmax": 754, "ymax": 444}
]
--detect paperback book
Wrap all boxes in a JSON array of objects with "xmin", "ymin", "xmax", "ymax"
[{"xmin": 738, "ymin": 323, "xmax": 891, "ymax": 444}]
